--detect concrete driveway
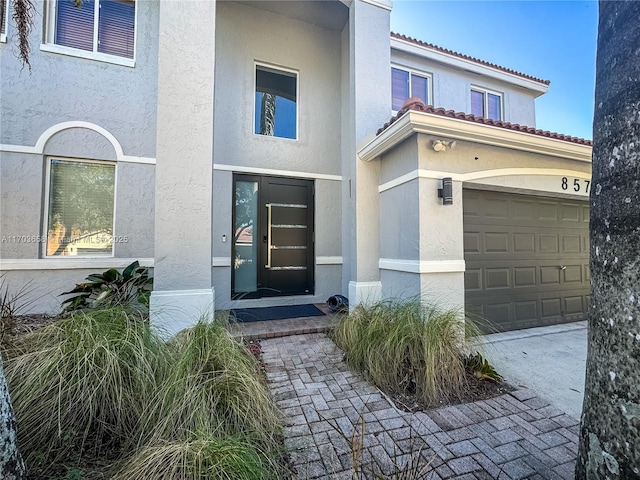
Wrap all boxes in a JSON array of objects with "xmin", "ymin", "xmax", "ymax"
[{"xmin": 478, "ymin": 321, "xmax": 588, "ymax": 420}]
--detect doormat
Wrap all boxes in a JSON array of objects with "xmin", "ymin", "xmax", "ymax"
[{"xmin": 231, "ymin": 304, "xmax": 326, "ymax": 323}]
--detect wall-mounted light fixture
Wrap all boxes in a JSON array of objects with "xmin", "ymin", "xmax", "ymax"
[
  {"xmin": 438, "ymin": 177, "xmax": 453, "ymax": 205},
  {"xmin": 432, "ymin": 140, "xmax": 456, "ymax": 152}
]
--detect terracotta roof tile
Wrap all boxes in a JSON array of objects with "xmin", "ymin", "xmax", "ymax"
[
  {"xmin": 391, "ymin": 32, "xmax": 551, "ymax": 86},
  {"xmin": 376, "ymin": 98, "xmax": 592, "ymax": 146}
]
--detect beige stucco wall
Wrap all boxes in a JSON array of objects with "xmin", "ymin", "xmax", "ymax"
[
  {"xmin": 376, "ymin": 127, "xmax": 592, "ymax": 313},
  {"xmin": 391, "ymin": 49, "xmax": 538, "ymax": 127}
]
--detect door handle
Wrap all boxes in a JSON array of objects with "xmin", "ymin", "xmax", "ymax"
[
  {"xmin": 559, "ymin": 265, "xmax": 567, "ymax": 270},
  {"xmin": 265, "ymin": 203, "xmax": 272, "ymax": 269}
]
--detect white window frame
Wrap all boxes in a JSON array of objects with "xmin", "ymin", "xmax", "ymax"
[
  {"xmin": 43, "ymin": 156, "xmax": 118, "ymax": 258},
  {"xmin": 253, "ymin": 61, "xmax": 300, "ymax": 142},
  {"xmin": 41, "ymin": 0, "xmax": 137, "ymax": 67},
  {"xmin": 1, "ymin": 0, "xmax": 9, "ymax": 43},
  {"xmin": 470, "ymin": 86, "xmax": 504, "ymax": 121},
  {"xmin": 391, "ymin": 64, "xmax": 433, "ymax": 113}
]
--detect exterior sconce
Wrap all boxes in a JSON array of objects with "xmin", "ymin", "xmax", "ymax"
[
  {"xmin": 432, "ymin": 140, "xmax": 456, "ymax": 152},
  {"xmin": 438, "ymin": 177, "xmax": 453, "ymax": 205}
]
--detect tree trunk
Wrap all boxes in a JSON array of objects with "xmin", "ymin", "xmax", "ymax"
[
  {"xmin": 576, "ymin": 1, "xmax": 640, "ymax": 478},
  {"xmin": 0, "ymin": 354, "xmax": 27, "ymax": 480},
  {"xmin": 259, "ymin": 92, "xmax": 276, "ymax": 136}
]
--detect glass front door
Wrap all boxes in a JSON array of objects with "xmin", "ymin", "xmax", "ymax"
[{"xmin": 232, "ymin": 175, "xmax": 314, "ymax": 299}]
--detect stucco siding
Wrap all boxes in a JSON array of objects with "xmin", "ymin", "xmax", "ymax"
[{"xmin": 0, "ymin": 0, "xmax": 159, "ymax": 158}]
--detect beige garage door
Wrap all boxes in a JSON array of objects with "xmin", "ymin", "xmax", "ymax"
[{"xmin": 464, "ymin": 189, "xmax": 590, "ymax": 332}]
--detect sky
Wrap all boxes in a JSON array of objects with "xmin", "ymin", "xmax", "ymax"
[{"xmin": 390, "ymin": 0, "xmax": 598, "ymax": 140}]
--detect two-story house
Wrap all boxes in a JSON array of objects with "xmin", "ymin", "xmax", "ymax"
[{"xmin": 0, "ymin": 0, "xmax": 592, "ymax": 334}]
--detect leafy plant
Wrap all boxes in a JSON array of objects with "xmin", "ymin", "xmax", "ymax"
[
  {"xmin": 332, "ymin": 298, "xmax": 482, "ymax": 406},
  {"xmin": 463, "ymin": 352, "xmax": 503, "ymax": 382},
  {"xmin": 60, "ymin": 261, "xmax": 152, "ymax": 312}
]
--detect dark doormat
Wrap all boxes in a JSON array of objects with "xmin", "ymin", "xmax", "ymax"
[{"xmin": 231, "ymin": 304, "xmax": 326, "ymax": 323}]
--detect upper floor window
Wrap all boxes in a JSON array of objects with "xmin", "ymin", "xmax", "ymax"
[
  {"xmin": 45, "ymin": 158, "xmax": 115, "ymax": 257},
  {"xmin": 44, "ymin": 0, "xmax": 135, "ymax": 63},
  {"xmin": 1, "ymin": 0, "xmax": 8, "ymax": 42},
  {"xmin": 392, "ymin": 67, "xmax": 431, "ymax": 111},
  {"xmin": 471, "ymin": 88, "xmax": 502, "ymax": 120},
  {"xmin": 254, "ymin": 64, "xmax": 297, "ymax": 140}
]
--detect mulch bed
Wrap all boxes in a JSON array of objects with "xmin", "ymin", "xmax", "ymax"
[{"xmin": 385, "ymin": 371, "xmax": 516, "ymax": 414}]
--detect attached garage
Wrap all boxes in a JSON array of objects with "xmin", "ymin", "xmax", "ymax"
[{"xmin": 464, "ymin": 189, "xmax": 590, "ymax": 332}]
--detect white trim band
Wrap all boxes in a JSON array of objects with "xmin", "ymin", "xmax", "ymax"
[
  {"xmin": 0, "ymin": 258, "xmax": 155, "ymax": 271},
  {"xmin": 359, "ymin": 111, "xmax": 592, "ymax": 163},
  {"xmin": 0, "ymin": 121, "xmax": 156, "ymax": 165},
  {"xmin": 379, "ymin": 259, "xmax": 466, "ymax": 274},
  {"xmin": 378, "ymin": 168, "xmax": 592, "ymax": 193},
  {"xmin": 317, "ymin": 256, "xmax": 343, "ymax": 265},
  {"xmin": 214, "ymin": 164, "xmax": 342, "ymax": 182}
]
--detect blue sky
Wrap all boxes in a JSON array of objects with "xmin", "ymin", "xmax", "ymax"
[{"xmin": 390, "ymin": 0, "xmax": 598, "ymax": 140}]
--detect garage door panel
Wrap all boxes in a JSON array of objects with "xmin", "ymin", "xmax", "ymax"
[
  {"xmin": 464, "ymin": 232, "xmax": 481, "ymax": 253},
  {"xmin": 464, "ymin": 190, "xmax": 589, "ymax": 332},
  {"xmin": 485, "ymin": 233, "xmax": 510, "ymax": 252},
  {"xmin": 514, "ymin": 267, "xmax": 536, "ymax": 287},
  {"xmin": 485, "ymin": 268, "xmax": 510, "ymax": 289},
  {"xmin": 514, "ymin": 233, "xmax": 536, "ymax": 252},
  {"xmin": 465, "ymin": 269, "xmax": 482, "ymax": 290},
  {"xmin": 562, "ymin": 235, "xmax": 581, "ymax": 253},
  {"xmin": 563, "ymin": 265, "xmax": 583, "ymax": 283}
]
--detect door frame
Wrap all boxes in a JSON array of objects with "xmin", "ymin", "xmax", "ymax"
[{"xmin": 231, "ymin": 173, "xmax": 315, "ymax": 300}]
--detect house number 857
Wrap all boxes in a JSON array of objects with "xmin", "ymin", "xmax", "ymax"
[{"xmin": 561, "ymin": 177, "xmax": 590, "ymax": 193}]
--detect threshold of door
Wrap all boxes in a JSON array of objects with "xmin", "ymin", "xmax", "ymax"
[{"xmin": 229, "ymin": 303, "xmax": 339, "ymax": 341}]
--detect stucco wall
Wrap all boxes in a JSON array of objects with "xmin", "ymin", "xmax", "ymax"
[
  {"xmin": 213, "ymin": 2, "xmax": 343, "ymax": 176},
  {"xmin": 391, "ymin": 49, "xmax": 537, "ymax": 127}
]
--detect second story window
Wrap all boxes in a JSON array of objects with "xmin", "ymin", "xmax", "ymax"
[
  {"xmin": 1, "ymin": 0, "xmax": 8, "ymax": 42},
  {"xmin": 392, "ymin": 67, "xmax": 431, "ymax": 111},
  {"xmin": 47, "ymin": 0, "xmax": 135, "ymax": 60},
  {"xmin": 471, "ymin": 88, "xmax": 502, "ymax": 120},
  {"xmin": 254, "ymin": 64, "xmax": 298, "ymax": 140}
]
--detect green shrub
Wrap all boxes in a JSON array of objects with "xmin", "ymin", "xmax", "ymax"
[
  {"xmin": 113, "ymin": 435, "xmax": 272, "ymax": 480},
  {"xmin": 137, "ymin": 318, "xmax": 282, "ymax": 451},
  {"xmin": 332, "ymin": 298, "xmax": 481, "ymax": 406},
  {"xmin": 60, "ymin": 261, "xmax": 152, "ymax": 312},
  {"xmin": 4, "ymin": 307, "xmax": 169, "ymax": 469}
]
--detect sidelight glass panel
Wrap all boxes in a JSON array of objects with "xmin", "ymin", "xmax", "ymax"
[{"xmin": 233, "ymin": 180, "xmax": 259, "ymax": 297}]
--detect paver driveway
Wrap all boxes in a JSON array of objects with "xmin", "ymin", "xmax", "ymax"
[{"xmin": 261, "ymin": 333, "xmax": 581, "ymax": 479}]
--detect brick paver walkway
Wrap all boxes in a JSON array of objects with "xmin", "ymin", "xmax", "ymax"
[{"xmin": 261, "ymin": 333, "xmax": 580, "ymax": 480}]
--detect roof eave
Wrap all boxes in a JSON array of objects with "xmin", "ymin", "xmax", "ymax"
[
  {"xmin": 358, "ymin": 110, "xmax": 593, "ymax": 163},
  {"xmin": 391, "ymin": 38, "xmax": 549, "ymax": 97}
]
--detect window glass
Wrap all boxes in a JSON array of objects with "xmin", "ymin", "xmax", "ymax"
[
  {"xmin": 392, "ymin": 68, "xmax": 409, "ymax": 111},
  {"xmin": 487, "ymin": 93, "xmax": 501, "ymax": 120},
  {"xmin": 46, "ymin": 159, "xmax": 115, "ymax": 257},
  {"xmin": 98, "ymin": 0, "xmax": 135, "ymax": 58},
  {"xmin": 255, "ymin": 66, "xmax": 297, "ymax": 139},
  {"xmin": 471, "ymin": 90, "xmax": 485, "ymax": 118},
  {"xmin": 54, "ymin": 0, "xmax": 135, "ymax": 59},
  {"xmin": 56, "ymin": 0, "xmax": 95, "ymax": 52},
  {"xmin": 410, "ymin": 75, "xmax": 429, "ymax": 105}
]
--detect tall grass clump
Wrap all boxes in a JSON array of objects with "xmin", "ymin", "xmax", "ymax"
[
  {"xmin": 113, "ymin": 435, "xmax": 272, "ymax": 480},
  {"xmin": 4, "ymin": 307, "xmax": 169, "ymax": 468},
  {"xmin": 137, "ymin": 318, "xmax": 282, "ymax": 456},
  {"xmin": 332, "ymin": 298, "xmax": 480, "ymax": 406}
]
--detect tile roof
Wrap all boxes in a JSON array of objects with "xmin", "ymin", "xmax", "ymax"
[
  {"xmin": 377, "ymin": 98, "xmax": 592, "ymax": 146},
  {"xmin": 391, "ymin": 32, "xmax": 551, "ymax": 86}
]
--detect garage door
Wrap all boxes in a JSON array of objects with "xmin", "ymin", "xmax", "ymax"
[{"xmin": 464, "ymin": 189, "xmax": 590, "ymax": 332}]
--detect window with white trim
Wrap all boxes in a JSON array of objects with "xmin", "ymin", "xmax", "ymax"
[
  {"xmin": 471, "ymin": 87, "xmax": 503, "ymax": 120},
  {"xmin": 254, "ymin": 64, "xmax": 298, "ymax": 140},
  {"xmin": 1, "ymin": 0, "xmax": 8, "ymax": 42},
  {"xmin": 45, "ymin": 0, "xmax": 135, "ymax": 61},
  {"xmin": 392, "ymin": 66, "xmax": 431, "ymax": 111},
  {"xmin": 45, "ymin": 158, "xmax": 116, "ymax": 257}
]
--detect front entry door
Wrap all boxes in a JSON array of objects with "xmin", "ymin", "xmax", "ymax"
[{"xmin": 232, "ymin": 175, "xmax": 314, "ymax": 299}]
